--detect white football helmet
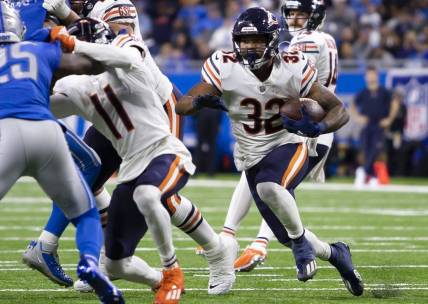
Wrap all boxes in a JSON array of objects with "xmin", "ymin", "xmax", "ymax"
[{"xmin": 0, "ymin": 1, "xmax": 25, "ymax": 43}]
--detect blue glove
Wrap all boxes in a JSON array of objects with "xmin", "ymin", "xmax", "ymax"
[
  {"xmin": 282, "ymin": 107, "xmax": 327, "ymax": 138},
  {"xmin": 192, "ymin": 94, "xmax": 228, "ymax": 112}
]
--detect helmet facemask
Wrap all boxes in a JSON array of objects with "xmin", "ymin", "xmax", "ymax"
[{"xmin": 233, "ymin": 32, "xmax": 279, "ymax": 70}]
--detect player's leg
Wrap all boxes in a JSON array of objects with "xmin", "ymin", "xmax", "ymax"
[
  {"xmin": 104, "ymin": 183, "xmax": 162, "ymax": 289},
  {"xmin": 165, "ymin": 194, "xmax": 237, "ymax": 295},
  {"xmin": 23, "ymin": 125, "xmax": 101, "ymax": 287},
  {"xmin": 132, "ymin": 154, "xmax": 189, "ymax": 303},
  {"xmin": 248, "ymin": 143, "xmax": 317, "ymax": 282},
  {"xmin": 32, "ymin": 120, "xmax": 122, "ymax": 303},
  {"xmin": 0, "ymin": 119, "xmax": 27, "ymax": 199}
]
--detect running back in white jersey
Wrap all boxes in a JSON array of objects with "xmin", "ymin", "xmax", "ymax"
[
  {"xmin": 87, "ymin": 0, "xmax": 173, "ymax": 104},
  {"xmin": 289, "ymin": 31, "xmax": 338, "ymax": 93},
  {"xmin": 202, "ymin": 50, "xmax": 318, "ymax": 171},
  {"xmin": 53, "ymin": 35, "xmax": 194, "ymax": 183}
]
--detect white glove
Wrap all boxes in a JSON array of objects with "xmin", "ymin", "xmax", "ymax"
[{"xmin": 42, "ymin": 0, "xmax": 71, "ymax": 20}]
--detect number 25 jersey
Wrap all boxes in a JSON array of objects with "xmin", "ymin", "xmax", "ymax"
[{"xmin": 201, "ymin": 50, "xmax": 318, "ymax": 171}]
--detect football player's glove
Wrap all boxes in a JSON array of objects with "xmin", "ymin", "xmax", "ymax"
[
  {"xmin": 50, "ymin": 26, "xmax": 76, "ymax": 52},
  {"xmin": 43, "ymin": 0, "xmax": 71, "ymax": 20},
  {"xmin": 282, "ymin": 106, "xmax": 326, "ymax": 138},
  {"xmin": 192, "ymin": 94, "xmax": 228, "ymax": 112}
]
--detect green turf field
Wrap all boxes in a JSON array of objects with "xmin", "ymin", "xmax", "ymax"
[{"xmin": 0, "ymin": 179, "xmax": 427, "ymax": 303}]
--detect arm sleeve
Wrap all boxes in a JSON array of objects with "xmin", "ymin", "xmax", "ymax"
[
  {"xmin": 48, "ymin": 42, "xmax": 63, "ymax": 71},
  {"xmin": 73, "ymin": 36, "xmax": 143, "ymax": 69},
  {"xmin": 50, "ymin": 93, "xmax": 80, "ymax": 119},
  {"xmin": 201, "ymin": 51, "xmax": 222, "ymax": 93}
]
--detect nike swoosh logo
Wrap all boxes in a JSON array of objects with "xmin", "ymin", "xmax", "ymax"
[
  {"xmin": 215, "ymin": 54, "xmax": 219, "ymax": 60},
  {"xmin": 209, "ymin": 284, "xmax": 221, "ymax": 289}
]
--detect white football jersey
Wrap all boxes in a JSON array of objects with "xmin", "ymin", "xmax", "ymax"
[
  {"xmin": 88, "ymin": 0, "xmax": 173, "ymax": 104},
  {"xmin": 53, "ymin": 35, "xmax": 194, "ymax": 183},
  {"xmin": 290, "ymin": 30, "xmax": 339, "ymax": 181},
  {"xmin": 202, "ymin": 50, "xmax": 317, "ymax": 171},
  {"xmin": 290, "ymin": 31, "xmax": 338, "ymax": 93}
]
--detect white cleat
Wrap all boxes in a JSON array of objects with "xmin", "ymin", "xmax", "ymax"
[
  {"xmin": 73, "ymin": 279, "xmax": 94, "ymax": 293},
  {"xmin": 205, "ymin": 235, "xmax": 238, "ymax": 295}
]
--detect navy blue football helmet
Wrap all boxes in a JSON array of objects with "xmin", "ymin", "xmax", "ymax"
[
  {"xmin": 281, "ymin": 0, "xmax": 326, "ymax": 34},
  {"xmin": 70, "ymin": 0, "xmax": 99, "ymax": 17},
  {"xmin": 67, "ymin": 17, "xmax": 115, "ymax": 44},
  {"xmin": 232, "ymin": 7, "xmax": 280, "ymax": 70}
]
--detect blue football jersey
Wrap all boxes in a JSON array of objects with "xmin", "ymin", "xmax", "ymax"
[
  {"xmin": 9, "ymin": 0, "xmax": 47, "ymax": 40},
  {"xmin": 0, "ymin": 41, "xmax": 62, "ymax": 120}
]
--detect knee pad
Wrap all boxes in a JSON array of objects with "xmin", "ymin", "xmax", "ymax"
[
  {"xmin": 169, "ymin": 195, "xmax": 202, "ymax": 233},
  {"xmin": 133, "ymin": 185, "xmax": 161, "ymax": 215},
  {"xmin": 105, "ymin": 257, "xmax": 131, "ymax": 278},
  {"xmin": 256, "ymin": 182, "xmax": 282, "ymax": 209}
]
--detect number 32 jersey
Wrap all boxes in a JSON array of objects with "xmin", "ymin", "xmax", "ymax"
[
  {"xmin": 202, "ymin": 50, "xmax": 318, "ymax": 171},
  {"xmin": 53, "ymin": 36, "xmax": 194, "ymax": 183}
]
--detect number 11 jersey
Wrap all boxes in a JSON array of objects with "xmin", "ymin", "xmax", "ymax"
[{"xmin": 201, "ymin": 50, "xmax": 318, "ymax": 171}]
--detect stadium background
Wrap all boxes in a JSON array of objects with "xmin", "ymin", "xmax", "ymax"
[{"xmin": 62, "ymin": 0, "xmax": 428, "ymax": 178}]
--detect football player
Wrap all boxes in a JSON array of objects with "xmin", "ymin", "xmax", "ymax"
[
  {"xmin": 176, "ymin": 7, "xmax": 350, "ymax": 283},
  {"xmin": 232, "ymin": 1, "xmax": 363, "ymax": 296},
  {"xmin": 48, "ymin": 18, "xmax": 237, "ymax": 302},
  {"xmin": 24, "ymin": 1, "xmax": 237, "ymax": 297},
  {"xmin": 0, "ymin": 3, "xmax": 123, "ymax": 303},
  {"xmin": 234, "ymin": 0, "xmax": 336, "ymax": 267}
]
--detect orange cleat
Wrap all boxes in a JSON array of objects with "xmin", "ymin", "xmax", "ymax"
[
  {"xmin": 154, "ymin": 266, "xmax": 184, "ymax": 304},
  {"xmin": 234, "ymin": 247, "xmax": 267, "ymax": 272}
]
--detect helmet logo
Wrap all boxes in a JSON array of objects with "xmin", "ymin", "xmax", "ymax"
[
  {"xmin": 241, "ymin": 26, "xmax": 258, "ymax": 33},
  {"xmin": 118, "ymin": 6, "xmax": 131, "ymax": 17}
]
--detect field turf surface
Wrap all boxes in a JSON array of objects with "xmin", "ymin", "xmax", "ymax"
[{"xmin": 0, "ymin": 177, "xmax": 427, "ymax": 303}]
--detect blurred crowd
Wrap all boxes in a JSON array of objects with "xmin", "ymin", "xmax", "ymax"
[{"xmin": 132, "ymin": 0, "xmax": 428, "ymax": 70}]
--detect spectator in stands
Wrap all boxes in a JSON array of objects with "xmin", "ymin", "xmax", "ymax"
[{"xmin": 351, "ymin": 66, "xmax": 400, "ymax": 186}]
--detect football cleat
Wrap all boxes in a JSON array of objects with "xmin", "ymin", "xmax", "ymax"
[
  {"xmin": 77, "ymin": 255, "xmax": 124, "ymax": 304},
  {"xmin": 154, "ymin": 266, "xmax": 184, "ymax": 304},
  {"xmin": 291, "ymin": 234, "xmax": 317, "ymax": 282},
  {"xmin": 206, "ymin": 235, "xmax": 238, "ymax": 295},
  {"xmin": 329, "ymin": 242, "xmax": 364, "ymax": 296},
  {"xmin": 74, "ymin": 250, "xmax": 113, "ymax": 293},
  {"xmin": 22, "ymin": 240, "xmax": 73, "ymax": 287},
  {"xmin": 234, "ymin": 246, "xmax": 267, "ymax": 272},
  {"xmin": 73, "ymin": 279, "xmax": 94, "ymax": 293}
]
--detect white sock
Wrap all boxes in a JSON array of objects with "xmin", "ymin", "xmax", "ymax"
[
  {"xmin": 95, "ymin": 188, "xmax": 111, "ymax": 231},
  {"xmin": 106, "ymin": 256, "xmax": 162, "ymax": 288},
  {"xmin": 133, "ymin": 185, "xmax": 176, "ymax": 268},
  {"xmin": 169, "ymin": 195, "xmax": 220, "ymax": 251},
  {"xmin": 256, "ymin": 182, "xmax": 304, "ymax": 239},
  {"xmin": 250, "ymin": 219, "xmax": 275, "ymax": 250},
  {"xmin": 39, "ymin": 230, "xmax": 59, "ymax": 247},
  {"xmin": 222, "ymin": 171, "xmax": 253, "ymax": 236},
  {"xmin": 95, "ymin": 187, "xmax": 111, "ymax": 210},
  {"xmin": 304, "ymin": 229, "xmax": 331, "ymax": 260}
]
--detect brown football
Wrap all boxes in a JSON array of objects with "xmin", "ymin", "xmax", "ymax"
[{"xmin": 280, "ymin": 98, "xmax": 326, "ymax": 122}]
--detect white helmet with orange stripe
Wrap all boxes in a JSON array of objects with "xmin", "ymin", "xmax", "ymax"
[{"xmin": 86, "ymin": 0, "xmax": 142, "ymax": 40}]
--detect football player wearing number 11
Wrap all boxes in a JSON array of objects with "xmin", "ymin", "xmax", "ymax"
[{"xmin": 176, "ymin": 7, "xmax": 350, "ymax": 283}]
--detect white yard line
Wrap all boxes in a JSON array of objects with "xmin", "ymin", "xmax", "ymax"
[
  {"xmin": 2, "ymin": 205, "xmax": 428, "ymax": 217},
  {"xmin": 0, "ymin": 287, "xmax": 427, "ymax": 292},
  {"xmin": 15, "ymin": 177, "xmax": 428, "ymax": 193}
]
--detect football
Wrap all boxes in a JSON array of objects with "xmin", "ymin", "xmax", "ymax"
[{"xmin": 280, "ymin": 98, "xmax": 326, "ymax": 122}]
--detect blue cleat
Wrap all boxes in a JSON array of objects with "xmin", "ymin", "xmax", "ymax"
[
  {"xmin": 329, "ymin": 242, "xmax": 364, "ymax": 296},
  {"xmin": 22, "ymin": 240, "xmax": 73, "ymax": 287},
  {"xmin": 77, "ymin": 255, "xmax": 125, "ymax": 304},
  {"xmin": 291, "ymin": 233, "xmax": 317, "ymax": 282}
]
